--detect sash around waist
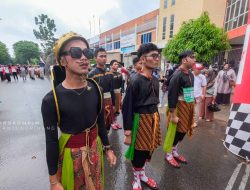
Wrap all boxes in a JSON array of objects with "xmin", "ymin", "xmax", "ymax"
[{"xmin": 65, "ymin": 127, "xmax": 98, "ymax": 148}]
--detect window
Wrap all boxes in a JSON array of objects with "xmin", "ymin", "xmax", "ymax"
[
  {"xmin": 106, "ymin": 43, "xmax": 112, "ymax": 51},
  {"xmin": 141, "ymin": 32, "xmax": 152, "ymax": 44},
  {"xmin": 224, "ymin": 0, "xmax": 249, "ymax": 31},
  {"xmin": 169, "ymin": 14, "xmax": 175, "ymax": 38},
  {"xmin": 162, "ymin": 17, "xmax": 167, "ymax": 40},
  {"xmin": 113, "ymin": 41, "xmax": 120, "ymax": 49},
  {"xmin": 171, "ymin": 0, "xmax": 176, "ymax": 6},
  {"xmin": 164, "ymin": 0, "xmax": 168, "ymax": 9}
]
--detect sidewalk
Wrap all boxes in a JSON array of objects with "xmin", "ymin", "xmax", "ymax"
[{"xmin": 214, "ymin": 104, "xmax": 231, "ymax": 122}]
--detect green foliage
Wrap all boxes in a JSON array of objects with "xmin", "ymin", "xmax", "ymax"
[
  {"xmin": 13, "ymin": 41, "xmax": 40, "ymax": 64},
  {"xmin": 0, "ymin": 41, "xmax": 11, "ymax": 64},
  {"xmin": 33, "ymin": 14, "xmax": 57, "ymax": 56},
  {"xmin": 163, "ymin": 12, "xmax": 230, "ymax": 64},
  {"xmin": 90, "ymin": 59, "xmax": 96, "ymax": 66},
  {"xmin": 30, "ymin": 58, "xmax": 39, "ymax": 65}
]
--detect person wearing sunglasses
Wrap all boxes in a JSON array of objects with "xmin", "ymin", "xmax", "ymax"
[
  {"xmin": 122, "ymin": 43, "xmax": 161, "ymax": 190},
  {"xmin": 41, "ymin": 32, "xmax": 116, "ymax": 190},
  {"xmin": 165, "ymin": 50, "xmax": 196, "ymax": 168},
  {"xmin": 88, "ymin": 48, "xmax": 116, "ymax": 134}
]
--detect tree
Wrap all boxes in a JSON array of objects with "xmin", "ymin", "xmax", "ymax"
[
  {"xmin": 13, "ymin": 41, "xmax": 40, "ymax": 64},
  {"xmin": 0, "ymin": 41, "xmax": 11, "ymax": 64},
  {"xmin": 33, "ymin": 14, "xmax": 57, "ymax": 56},
  {"xmin": 163, "ymin": 12, "xmax": 230, "ymax": 64}
]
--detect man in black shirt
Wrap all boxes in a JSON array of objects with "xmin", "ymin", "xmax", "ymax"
[
  {"xmin": 41, "ymin": 32, "xmax": 116, "ymax": 190},
  {"xmin": 88, "ymin": 48, "xmax": 115, "ymax": 133},
  {"xmin": 165, "ymin": 50, "xmax": 196, "ymax": 168},
  {"xmin": 110, "ymin": 59, "xmax": 123, "ymax": 129},
  {"xmin": 122, "ymin": 43, "xmax": 161, "ymax": 190},
  {"xmin": 129, "ymin": 57, "xmax": 142, "ymax": 83}
]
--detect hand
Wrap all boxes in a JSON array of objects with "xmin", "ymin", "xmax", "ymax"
[
  {"xmin": 212, "ymin": 96, "xmax": 216, "ymax": 104},
  {"xmin": 201, "ymin": 95, "xmax": 205, "ymax": 100},
  {"xmin": 124, "ymin": 135, "xmax": 132, "ymax": 145},
  {"xmin": 170, "ymin": 115, "xmax": 179, "ymax": 124},
  {"xmin": 107, "ymin": 150, "xmax": 117, "ymax": 167},
  {"xmin": 50, "ymin": 182, "xmax": 64, "ymax": 190}
]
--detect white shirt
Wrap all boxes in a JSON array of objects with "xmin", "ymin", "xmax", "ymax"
[
  {"xmin": 194, "ymin": 73, "xmax": 207, "ymax": 98},
  {"xmin": 11, "ymin": 67, "xmax": 17, "ymax": 72},
  {"xmin": 4, "ymin": 67, "xmax": 9, "ymax": 74}
]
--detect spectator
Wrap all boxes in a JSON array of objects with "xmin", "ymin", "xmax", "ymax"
[
  {"xmin": 215, "ymin": 63, "xmax": 236, "ymax": 105},
  {"xmin": 200, "ymin": 69, "xmax": 217, "ymax": 121},
  {"xmin": 193, "ymin": 63, "xmax": 207, "ymax": 127}
]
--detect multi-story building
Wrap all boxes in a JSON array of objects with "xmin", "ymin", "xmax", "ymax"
[
  {"xmin": 157, "ymin": 0, "xmax": 227, "ymax": 49},
  {"xmin": 88, "ymin": 10, "xmax": 159, "ymax": 67},
  {"xmin": 223, "ymin": 0, "xmax": 249, "ymax": 65}
]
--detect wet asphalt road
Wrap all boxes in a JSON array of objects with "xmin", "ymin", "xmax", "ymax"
[{"xmin": 0, "ymin": 77, "xmax": 249, "ymax": 190}]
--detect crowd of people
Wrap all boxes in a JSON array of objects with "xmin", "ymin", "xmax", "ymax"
[
  {"xmin": 0, "ymin": 64, "xmax": 45, "ymax": 82},
  {"xmin": 159, "ymin": 59, "xmax": 236, "ymax": 125},
  {"xmin": 40, "ymin": 32, "xmax": 237, "ymax": 190}
]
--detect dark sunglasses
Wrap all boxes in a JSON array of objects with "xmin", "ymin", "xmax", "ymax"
[{"xmin": 61, "ymin": 47, "xmax": 93, "ymax": 59}]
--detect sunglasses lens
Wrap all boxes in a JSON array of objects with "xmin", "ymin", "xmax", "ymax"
[
  {"xmin": 83, "ymin": 49, "xmax": 94, "ymax": 59},
  {"xmin": 70, "ymin": 47, "xmax": 82, "ymax": 59}
]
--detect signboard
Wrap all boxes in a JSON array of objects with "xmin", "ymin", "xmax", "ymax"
[
  {"xmin": 89, "ymin": 35, "xmax": 100, "ymax": 44},
  {"xmin": 120, "ymin": 33, "xmax": 136, "ymax": 48},
  {"xmin": 121, "ymin": 46, "xmax": 135, "ymax": 54}
]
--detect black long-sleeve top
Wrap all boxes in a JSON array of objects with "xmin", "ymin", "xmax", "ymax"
[
  {"xmin": 112, "ymin": 70, "xmax": 123, "ymax": 90},
  {"xmin": 41, "ymin": 81, "xmax": 109, "ymax": 175},
  {"xmin": 168, "ymin": 69, "xmax": 194, "ymax": 109},
  {"xmin": 122, "ymin": 73, "xmax": 159, "ymax": 131},
  {"xmin": 88, "ymin": 67, "xmax": 115, "ymax": 105}
]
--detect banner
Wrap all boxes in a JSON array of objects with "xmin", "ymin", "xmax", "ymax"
[{"xmin": 224, "ymin": 23, "xmax": 250, "ymax": 159}]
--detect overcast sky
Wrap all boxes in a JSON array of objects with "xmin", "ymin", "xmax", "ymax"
[{"xmin": 0, "ymin": 0, "xmax": 159, "ymax": 56}]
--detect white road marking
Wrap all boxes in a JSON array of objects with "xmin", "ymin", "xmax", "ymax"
[
  {"xmin": 239, "ymin": 164, "xmax": 250, "ymax": 190},
  {"xmin": 225, "ymin": 163, "xmax": 243, "ymax": 190}
]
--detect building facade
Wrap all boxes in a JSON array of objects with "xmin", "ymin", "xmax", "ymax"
[
  {"xmin": 223, "ymin": 0, "xmax": 249, "ymax": 67},
  {"xmin": 157, "ymin": 0, "xmax": 227, "ymax": 49},
  {"xmin": 88, "ymin": 10, "xmax": 159, "ymax": 67}
]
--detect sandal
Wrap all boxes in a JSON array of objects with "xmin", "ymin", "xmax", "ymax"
[
  {"xmin": 174, "ymin": 155, "xmax": 188, "ymax": 164},
  {"xmin": 111, "ymin": 123, "xmax": 118, "ymax": 130},
  {"xmin": 141, "ymin": 178, "xmax": 158, "ymax": 190},
  {"xmin": 165, "ymin": 157, "xmax": 180, "ymax": 168},
  {"xmin": 116, "ymin": 123, "xmax": 122, "ymax": 129}
]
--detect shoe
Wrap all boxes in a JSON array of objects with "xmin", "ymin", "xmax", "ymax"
[
  {"xmin": 116, "ymin": 123, "xmax": 122, "ymax": 129},
  {"xmin": 165, "ymin": 156, "xmax": 180, "ymax": 168},
  {"xmin": 174, "ymin": 155, "xmax": 188, "ymax": 164},
  {"xmin": 205, "ymin": 119, "xmax": 211, "ymax": 122},
  {"xmin": 141, "ymin": 178, "xmax": 158, "ymax": 190},
  {"xmin": 111, "ymin": 124, "xmax": 118, "ymax": 130}
]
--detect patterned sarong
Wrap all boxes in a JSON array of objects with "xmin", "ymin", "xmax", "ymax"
[
  {"xmin": 135, "ymin": 112, "xmax": 161, "ymax": 151},
  {"xmin": 103, "ymin": 98, "xmax": 114, "ymax": 129},
  {"xmin": 175, "ymin": 100, "xmax": 194, "ymax": 136},
  {"xmin": 114, "ymin": 92, "xmax": 122, "ymax": 113},
  {"xmin": 57, "ymin": 138, "xmax": 103, "ymax": 190}
]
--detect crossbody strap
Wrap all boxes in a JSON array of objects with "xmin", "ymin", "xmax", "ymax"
[{"xmin": 50, "ymin": 66, "xmax": 61, "ymax": 126}]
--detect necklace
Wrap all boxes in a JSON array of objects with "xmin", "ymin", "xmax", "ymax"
[
  {"xmin": 63, "ymin": 80, "xmax": 91, "ymax": 96},
  {"xmin": 70, "ymin": 87, "xmax": 87, "ymax": 96}
]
